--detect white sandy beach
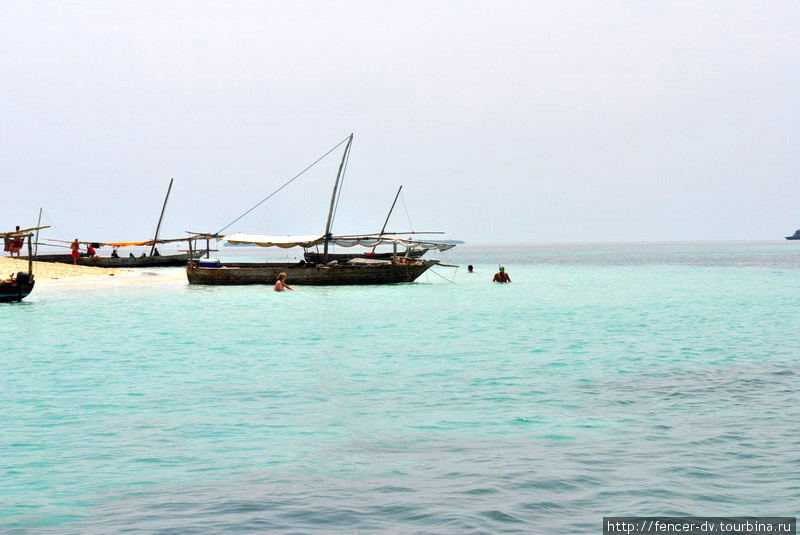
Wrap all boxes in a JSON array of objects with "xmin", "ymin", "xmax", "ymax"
[{"xmin": 0, "ymin": 257, "xmax": 185, "ymax": 287}]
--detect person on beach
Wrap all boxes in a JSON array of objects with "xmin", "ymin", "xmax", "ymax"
[
  {"xmin": 70, "ymin": 239, "xmax": 80, "ymax": 265},
  {"xmin": 9, "ymin": 226, "xmax": 23, "ymax": 258},
  {"xmin": 493, "ymin": 266, "xmax": 511, "ymax": 283},
  {"xmin": 274, "ymin": 272, "xmax": 294, "ymax": 292},
  {"xmin": 87, "ymin": 244, "xmax": 96, "ymax": 258},
  {"xmin": 467, "ymin": 265, "xmax": 474, "ymax": 273},
  {"xmin": 111, "ymin": 246, "xmax": 119, "ymax": 258}
]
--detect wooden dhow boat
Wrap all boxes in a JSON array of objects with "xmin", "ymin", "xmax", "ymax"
[
  {"xmin": 187, "ymin": 234, "xmax": 450, "ymax": 286},
  {"xmin": 30, "ymin": 236, "xmax": 203, "ymax": 268},
  {"xmin": 25, "ymin": 179, "xmax": 203, "ymax": 267},
  {"xmin": 301, "ymin": 185, "xmax": 445, "ymax": 264},
  {"xmin": 1, "ymin": 228, "xmax": 39, "ymax": 303},
  {"xmin": 187, "ymin": 135, "xmax": 456, "ymax": 286}
]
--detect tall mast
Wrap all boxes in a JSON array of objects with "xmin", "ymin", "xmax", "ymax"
[
  {"xmin": 150, "ymin": 178, "xmax": 173, "ymax": 256},
  {"xmin": 371, "ymin": 185, "xmax": 403, "ymax": 253},
  {"xmin": 322, "ymin": 134, "xmax": 353, "ymax": 263}
]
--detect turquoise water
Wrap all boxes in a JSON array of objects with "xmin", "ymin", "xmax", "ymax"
[{"xmin": 2, "ymin": 242, "xmax": 799, "ymax": 534}]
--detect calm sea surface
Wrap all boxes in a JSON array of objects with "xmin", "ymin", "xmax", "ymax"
[{"xmin": 2, "ymin": 242, "xmax": 799, "ymax": 534}]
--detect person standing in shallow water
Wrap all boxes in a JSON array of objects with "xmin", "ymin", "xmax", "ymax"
[
  {"xmin": 493, "ymin": 266, "xmax": 511, "ymax": 283},
  {"xmin": 274, "ymin": 272, "xmax": 294, "ymax": 292},
  {"xmin": 467, "ymin": 265, "xmax": 474, "ymax": 273}
]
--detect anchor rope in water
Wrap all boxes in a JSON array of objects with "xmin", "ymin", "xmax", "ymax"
[
  {"xmin": 216, "ymin": 135, "xmax": 352, "ymax": 235},
  {"xmin": 429, "ymin": 266, "xmax": 458, "ymax": 284}
]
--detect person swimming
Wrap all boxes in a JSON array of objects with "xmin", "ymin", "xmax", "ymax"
[
  {"xmin": 493, "ymin": 266, "xmax": 511, "ymax": 283},
  {"xmin": 274, "ymin": 272, "xmax": 294, "ymax": 292}
]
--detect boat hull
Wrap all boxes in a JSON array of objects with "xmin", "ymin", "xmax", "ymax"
[
  {"xmin": 186, "ymin": 260, "xmax": 437, "ymax": 286},
  {"xmin": 303, "ymin": 249, "xmax": 427, "ymax": 263},
  {"xmin": 0, "ymin": 279, "xmax": 35, "ymax": 303},
  {"xmin": 22, "ymin": 253, "xmax": 202, "ymax": 267}
]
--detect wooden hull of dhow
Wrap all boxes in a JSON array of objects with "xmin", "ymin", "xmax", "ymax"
[
  {"xmin": 23, "ymin": 253, "xmax": 202, "ymax": 268},
  {"xmin": 186, "ymin": 260, "xmax": 438, "ymax": 286},
  {"xmin": 0, "ymin": 280, "xmax": 35, "ymax": 303}
]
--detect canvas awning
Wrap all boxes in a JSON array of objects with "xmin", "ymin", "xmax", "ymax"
[
  {"xmin": 221, "ymin": 233, "xmax": 325, "ymax": 248},
  {"xmin": 220, "ymin": 232, "xmax": 456, "ymax": 251},
  {"xmin": 46, "ymin": 236, "xmax": 192, "ymax": 247}
]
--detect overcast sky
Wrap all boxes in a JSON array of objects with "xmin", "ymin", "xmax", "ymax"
[{"xmin": 2, "ymin": 1, "xmax": 798, "ymax": 243}]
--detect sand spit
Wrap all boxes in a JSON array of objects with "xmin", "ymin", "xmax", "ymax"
[{"xmin": 0, "ymin": 257, "xmax": 185, "ymax": 287}]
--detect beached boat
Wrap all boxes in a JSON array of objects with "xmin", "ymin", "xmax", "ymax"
[
  {"xmin": 0, "ymin": 271, "xmax": 35, "ymax": 303},
  {"xmin": 27, "ymin": 251, "xmax": 201, "ymax": 268},
  {"xmin": 25, "ymin": 179, "xmax": 204, "ymax": 267},
  {"xmin": 187, "ymin": 135, "xmax": 456, "ymax": 286},
  {"xmin": 1, "ymin": 229, "xmax": 38, "ymax": 303}
]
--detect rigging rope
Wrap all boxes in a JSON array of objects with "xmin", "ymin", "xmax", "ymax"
[
  {"xmin": 216, "ymin": 135, "xmax": 352, "ymax": 235},
  {"xmin": 429, "ymin": 267, "xmax": 458, "ymax": 284},
  {"xmin": 42, "ymin": 212, "xmax": 67, "ymax": 240},
  {"xmin": 399, "ymin": 190, "xmax": 415, "ymax": 234}
]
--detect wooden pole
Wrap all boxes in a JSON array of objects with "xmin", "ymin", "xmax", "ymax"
[
  {"xmin": 206, "ymin": 238, "xmax": 210, "ymax": 259},
  {"xmin": 27, "ymin": 233, "xmax": 33, "ymax": 277},
  {"xmin": 371, "ymin": 185, "xmax": 402, "ymax": 254},
  {"xmin": 323, "ymin": 134, "xmax": 353, "ymax": 264},
  {"xmin": 34, "ymin": 207, "xmax": 43, "ymax": 257},
  {"xmin": 150, "ymin": 178, "xmax": 174, "ymax": 256}
]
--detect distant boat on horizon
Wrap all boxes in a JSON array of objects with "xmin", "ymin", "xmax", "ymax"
[{"xmin": 785, "ymin": 230, "xmax": 800, "ymax": 240}]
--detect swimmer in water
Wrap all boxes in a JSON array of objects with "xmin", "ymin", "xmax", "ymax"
[
  {"xmin": 493, "ymin": 266, "xmax": 511, "ymax": 283},
  {"xmin": 274, "ymin": 272, "xmax": 295, "ymax": 292}
]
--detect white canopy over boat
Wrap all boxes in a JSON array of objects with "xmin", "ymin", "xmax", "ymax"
[{"xmin": 220, "ymin": 233, "xmax": 456, "ymax": 251}]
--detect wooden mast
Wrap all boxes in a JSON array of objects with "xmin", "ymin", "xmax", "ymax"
[
  {"xmin": 371, "ymin": 185, "xmax": 403, "ymax": 254},
  {"xmin": 150, "ymin": 178, "xmax": 173, "ymax": 257},
  {"xmin": 27, "ymin": 233, "xmax": 33, "ymax": 277},
  {"xmin": 34, "ymin": 207, "xmax": 43, "ymax": 257},
  {"xmin": 322, "ymin": 134, "xmax": 353, "ymax": 264}
]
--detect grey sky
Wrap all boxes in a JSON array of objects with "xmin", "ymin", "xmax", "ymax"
[{"xmin": 3, "ymin": 1, "xmax": 798, "ymax": 243}]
